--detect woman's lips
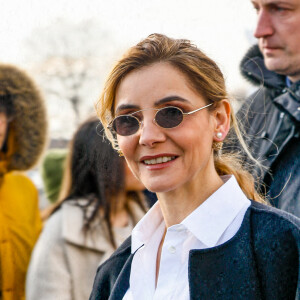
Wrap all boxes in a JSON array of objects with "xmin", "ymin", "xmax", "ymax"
[{"xmin": 140, "ymin": 154, "xmax": 178, "ymax": 170}]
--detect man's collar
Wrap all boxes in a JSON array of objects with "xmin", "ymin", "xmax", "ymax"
[
  {"xmin": 240, "ymin": 44, "xmax": 285, "ymax": 89},
  {"xmin": 286, "ymin": 76, "xmax": 293, "ymax": 87}
]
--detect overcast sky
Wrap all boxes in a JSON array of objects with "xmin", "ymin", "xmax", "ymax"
[{"xmin": 0, "ymin": 0, "xmax": 257, "ymax": 92}]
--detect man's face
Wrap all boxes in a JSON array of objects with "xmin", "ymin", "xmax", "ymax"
[
  {"xmin": 252, "ymin": 0, "xmax": 300, "ymax": 82},
  {"xmin": 0, "ymin": 112, "xmax": 8, "ymax": 150}
]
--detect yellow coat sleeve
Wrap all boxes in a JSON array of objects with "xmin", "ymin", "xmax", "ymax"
[{"xmin": 0, "ymin": 172, "xmax": 42, "ymax": 300}]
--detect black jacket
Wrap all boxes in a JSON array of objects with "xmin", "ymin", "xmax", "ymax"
[
  {"xmin": 89, "ymin": 201, "xmax": 300, "ymax": 300},
  {"xmin": 230, "ymin": 45, "xmax": 300, "ymax": 216}
]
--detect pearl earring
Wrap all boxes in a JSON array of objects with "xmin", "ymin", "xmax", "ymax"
[{"xmin": 216, "ymin": 132, "xmax": 223, "ymax": 139}]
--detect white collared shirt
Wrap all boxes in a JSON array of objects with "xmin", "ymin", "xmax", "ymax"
[{"xmin": 123, "ymin": 175, "xmax": 251, "ymax": 300}]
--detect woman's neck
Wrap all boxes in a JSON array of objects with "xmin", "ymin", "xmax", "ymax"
[{"xmin": 157, "ymin": 171, "xmax": 224, "ymax": 228}]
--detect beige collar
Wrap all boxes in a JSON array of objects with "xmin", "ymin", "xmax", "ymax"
[{"xmin": 62, "ymin": 198, "xmax": 146, "ymax": 252}]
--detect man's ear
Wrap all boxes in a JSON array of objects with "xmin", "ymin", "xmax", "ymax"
[{"xmin": 213, "ymin": 99, "xmax": 231, "ymax": 141}]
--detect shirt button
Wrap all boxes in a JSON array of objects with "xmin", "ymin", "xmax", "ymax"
[{"xmin": 168, "ymin": 246, "xmax": 176, "ymax": 254}]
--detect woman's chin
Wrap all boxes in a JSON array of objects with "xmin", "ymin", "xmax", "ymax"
[{"xmin": 144, "ymin": 181, "xmax": 179, "ymax": 194}]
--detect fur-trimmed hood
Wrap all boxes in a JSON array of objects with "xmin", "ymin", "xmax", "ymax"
[
  {"xmin": 240, "ymin": 44, "xmax": 286, "ymax": 89},
  {"xmin": 0, "ymin": 64, "xmax": 47, "ymax": 175}
]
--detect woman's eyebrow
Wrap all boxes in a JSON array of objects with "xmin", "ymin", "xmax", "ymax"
[
  {"xmin": 115, "ymin": 104, "xmax": 140, "ymax": 114},
  {"xmin": 115, "ymin": 96, "xmax": 189, "ymax": 113},
  {"xmin": 154, "ymin": 96, "xmax": 189, "ymax": 106}
]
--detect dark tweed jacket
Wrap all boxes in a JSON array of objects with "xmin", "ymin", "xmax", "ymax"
[{"xmin": 90, "ymin": 201, "xmax": 300, "ymax": 300}]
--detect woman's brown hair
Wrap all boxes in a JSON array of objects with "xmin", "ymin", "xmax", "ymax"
[{"xmin": 96, "ymin": 33, "xmax": 264, "ymax": 203}]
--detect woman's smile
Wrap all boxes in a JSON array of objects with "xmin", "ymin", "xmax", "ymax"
[{"xmin": 140, "ymin": 154, "xmax": 178, "ymax": 170}]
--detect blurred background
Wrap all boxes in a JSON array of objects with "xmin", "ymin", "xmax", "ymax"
[{"xmin": 0, "ymin": 0, "xmax": 258, "ymax": 206}]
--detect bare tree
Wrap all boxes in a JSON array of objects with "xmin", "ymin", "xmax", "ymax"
[{"xmin": 25, "ymin": 19, "xmax": 116, "ymax": 126}]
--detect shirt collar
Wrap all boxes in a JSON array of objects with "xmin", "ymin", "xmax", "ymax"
[
  {"xmin": 131, "ymin": 201, "xmax": 164, "ymax": 252},
  {"xmin": 181, "ymin": 175, "xmax": 250, "ymax": 247},
  {"xmin": 131, "ymin": 175, "xmax": 250, "ymax": 252},
  {"xmin": 286, "ymin": 76, "xmax": 292, "ymax": 87}
]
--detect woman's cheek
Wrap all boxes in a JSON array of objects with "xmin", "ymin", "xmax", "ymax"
[
  {"xmin": 119, "ymin": 135, "xmax": 137, "ymax": 153},
  {"xmin": 118, "ymin": 136, "xmax": 128, "ymax": 155}
]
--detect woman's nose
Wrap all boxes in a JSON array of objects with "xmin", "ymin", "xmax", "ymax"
[{"xmin": 138, "ymin": 115, "xmax": 166, "ymax": 147}]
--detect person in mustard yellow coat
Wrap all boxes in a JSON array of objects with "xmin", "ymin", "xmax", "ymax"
[{"xmin": 0, "ymin": 64, "xmax": 47, "ymax": 300}]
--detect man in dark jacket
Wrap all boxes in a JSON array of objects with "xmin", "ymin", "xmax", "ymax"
[{"xmin": 232, "ymin": 0, "xmax": 300, "ymax": 216}]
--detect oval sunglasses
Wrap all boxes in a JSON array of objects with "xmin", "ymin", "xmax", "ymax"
[{"xmin": 109, "ymin": 103, "xmax": 213, "ymax": 136}]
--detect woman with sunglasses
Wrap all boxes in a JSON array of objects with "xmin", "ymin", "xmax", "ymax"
[{"xmin": 90, "ymin": 34, "xmax": 299, "ymax": 300}]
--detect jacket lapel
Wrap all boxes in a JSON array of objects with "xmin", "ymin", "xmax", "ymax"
[
  {"xmin": 109, "ymin": 253, "xmax": 134, "ymax": 300},
  {"xmin": 62, "ymin": 202, "xmax": 114, "ymax": 253},
  {"xmin": 109, "ymin": 244, "xmax": 144, "ymax": 300}
]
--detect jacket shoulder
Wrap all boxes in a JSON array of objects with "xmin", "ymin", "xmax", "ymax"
[
  {"xmin": 61, "ymin": 200, "xmax": 117, "ymax": 254},
  {"xmin": 89, "ymin": 237, "xmax": 131, "ymax": 300},
  {"xmin": 250, "ymin": 201, "xmax": 300, "ymax": 230},
  {"xmin": 40, "ymin": 208, "xmax": 65, "ymax": 244},
  {"xmin": 0, "ymin": 171, "xmax": 39, "ymax": 217},
  {"xmin": 3, "ymin": 171, "xmax": 37, "ymax": 189},
  {"xmin": 238, "ymin": 87, "xmax": 273, "ymax": 120},
  {"xmin": 249, "ymin": 201, "xmax": 299, "ymax": 268}
]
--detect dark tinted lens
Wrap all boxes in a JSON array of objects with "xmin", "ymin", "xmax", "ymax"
[
  {"xmin": 155, "ymin": 107, "xmax": 183, "ymax": 128},
  {"xmin": 112, "ymin": 115, "xmax": 139, "ymax": 136}
]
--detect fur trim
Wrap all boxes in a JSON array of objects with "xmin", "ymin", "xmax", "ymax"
[
  {"xmin": 240, "ymin": 44, "xmax": 263, "ymax": 86},
  {"xmin": 240, "ymin": 44, "xmax": 286, "ymax": 89},
  {"xmin": 0, "ymin": 64, "xmax": 47, "ymax": 172}
]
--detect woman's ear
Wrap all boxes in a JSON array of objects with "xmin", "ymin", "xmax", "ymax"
[{"xmin": 213, "ymin": 100, "xmax": 231, "ymax": 142}]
